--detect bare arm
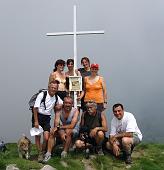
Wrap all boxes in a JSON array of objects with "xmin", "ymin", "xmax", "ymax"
[
  {"xmin": 54, "ymin": 104, "xmax": 63, "ymax": 112},
  {"xmin": 101, "ymin": 77, "xmax": 107, "ymax": 103},
  {"xmin": 100, "ymin": 111, "xmax": 108, "ymax": 132},
  {"xmin": 114, "ymin": 132, "xmax": 133, "ymax": 139},
  {"xmin": 33, "ymin": 107, "xmax": 39, "ymax": 128},
  {"xmin": 49, "ymin": 72, "xmax": 56, "ymax": 83},
  {"xmin": 54, "ymin": 110, "xmax": 61, "ymax": 127},
  {"xmin": 109, "ymin": 135, "xmax": 117, "ymax": 145},
  {"xmin": 94, "ymin": 111, "xmax": 108, "ymax": 132},
  {"xmin": 75, "ymin": 69, "xmax": 81, "ymax": 76},
  {"xmin": 53, "ymin": 99, "xmax": 63, "ymax": 126},
  {"xmin": 77, "ymin": 90, "xmax": 85, "ymax": 100},
  {"xmin": 77, "ymin": 76, "xmax": 86, "ymax": 99},
  {"xmin": 109, "ymin": 135, "xmax": 121, "ymax": 156}
]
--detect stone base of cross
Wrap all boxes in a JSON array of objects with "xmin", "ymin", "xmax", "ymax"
[{"xmin": 46, "ymin": 5, "xmax": 104, "ymax": 108}]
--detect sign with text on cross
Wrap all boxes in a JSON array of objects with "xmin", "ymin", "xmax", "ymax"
[{"xmin": 46, "ymin": 5, "xmax": 104, "ymax": 108}]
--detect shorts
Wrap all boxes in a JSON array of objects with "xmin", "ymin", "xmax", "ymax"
[
  {"xmin": 72, "ymin": 128, "xmax": 79, "ymax": 139},
  {"xmin": 32, "ymin": 113, "xmax": 51, "ymax": 132},
  {"xmin": 133, "ymin": 133, "xmax": 141, "ymax": 146},
  {"xmin": 58, "ymin": 128, "xmax": 79, "ymax": 139},
  {"xmin": 111, "ymin": 133, "xmax": 141, "ymax": 148}
]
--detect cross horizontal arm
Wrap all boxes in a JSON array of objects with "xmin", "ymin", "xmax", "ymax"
[{"xmin": 46, "ymin": 30, "xmax": 104, "ymax": 36}]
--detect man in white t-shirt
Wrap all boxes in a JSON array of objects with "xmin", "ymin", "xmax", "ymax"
[
  {"xmin": 106, "ymin": 103, "xmax": 142, "ymax": 164},
  {"xmin": 32, "ymin": 80, "xmax": 63, "ymax": 162}
]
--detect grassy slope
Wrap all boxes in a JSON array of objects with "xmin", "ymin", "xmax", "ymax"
[{"xmin": 0, "ymin": 143, "xmax": 164, "ymax": 170}]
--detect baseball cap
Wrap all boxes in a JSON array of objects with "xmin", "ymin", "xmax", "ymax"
[{"xmin": 91, "ymin": 63, "xmax": 99, "ymax": 69}]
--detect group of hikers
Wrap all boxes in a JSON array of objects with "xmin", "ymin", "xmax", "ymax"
[{"xmin": 31, "ymin": 56, "xmax": 142, "ymax": 165}]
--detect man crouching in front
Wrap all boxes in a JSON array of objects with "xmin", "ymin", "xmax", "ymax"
[
  {"xmin": 106, "ymin": 103, "xmax": 142, "ymax": 164},
  {"xmin": 75, "ymin": 100, "xmax": 108, "ymax": 156},
  {"xmin": 42, "ymin": 96, "xmax": 79, "ymax": 162}
]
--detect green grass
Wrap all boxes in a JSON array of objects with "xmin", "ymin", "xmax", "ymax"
[{"xmin": 0, "ymin": 143, "xmax": 164, "ymax": 170}]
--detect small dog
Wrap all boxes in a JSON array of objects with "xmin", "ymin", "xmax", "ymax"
[{"xmin": 17, "ymin": 135, "xmax": 31, "ymax": 159}]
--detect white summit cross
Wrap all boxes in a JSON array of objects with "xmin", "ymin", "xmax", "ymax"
[{"xmin": 46, "ymin": 5, "xmax": 104, "ymax": 108}]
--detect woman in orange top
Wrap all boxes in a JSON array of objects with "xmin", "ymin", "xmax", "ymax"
[{"xmin": 83, "ymin": 63, "xmax": 107, "ymax": 112}]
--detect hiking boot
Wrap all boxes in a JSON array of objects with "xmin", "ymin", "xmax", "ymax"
[
  {"xmin": 61, "ymin": 151, "xmax": 67, "ymax": 158},
  {"xmin": 38, "ymin": 151, "xmax": 44, "ymax": 163},
  {"xmin": 125, "ymin": 155, "xmax": 132, "ymax": 164},
  {"xmin": 42, "ymin": 152, "xmax": 51, "ymax": 163}
]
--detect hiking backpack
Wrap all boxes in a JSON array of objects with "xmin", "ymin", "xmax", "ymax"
[{"xmin": 28, "ymin": 89, "xmax": 58, "ymax": 111}]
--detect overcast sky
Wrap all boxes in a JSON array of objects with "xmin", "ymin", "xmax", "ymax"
[{"xmin": 0, "ymin": 0, "xmax": 164, "ymax": 143}]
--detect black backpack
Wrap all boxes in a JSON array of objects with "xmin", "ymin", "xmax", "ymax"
[{"xmin": 28, "ymin": 89, "xmax": 58, "ymax": 111}]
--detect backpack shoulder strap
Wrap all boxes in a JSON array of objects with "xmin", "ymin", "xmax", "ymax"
[
  {"xmin": 40, "ymin": 90, "xmax": 47, "ymax": 110},
  {"xmin": 54, "ymin": 93, "xmax": 58, "ymax": 106}
]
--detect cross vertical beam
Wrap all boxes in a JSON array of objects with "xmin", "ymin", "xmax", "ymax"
[{"xmin": 73, "ymin": 5, "xmax": 77, "ymax": 73}]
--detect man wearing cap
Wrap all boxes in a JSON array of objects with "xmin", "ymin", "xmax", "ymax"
[
  {"xmin": 75, "ymin": 100, "xmax": 108, "ymax": 155},
  {"xmin": 82, "ymin": 63, "xmax": 107, "ymax": 112},
  {"xmin": 106, "ymin": 103, "xmax": 142, "ymax": 164}
]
